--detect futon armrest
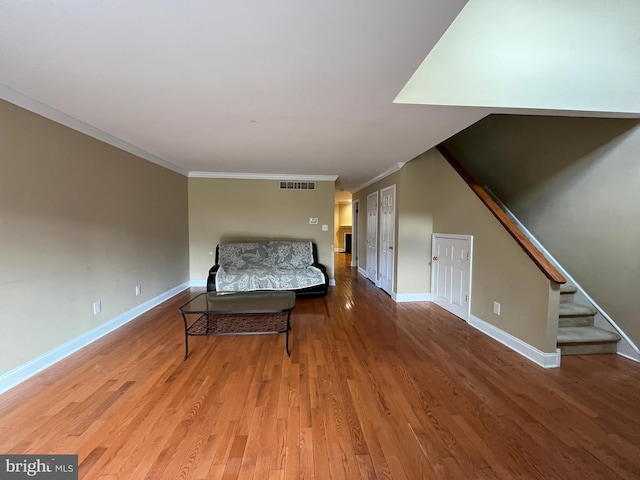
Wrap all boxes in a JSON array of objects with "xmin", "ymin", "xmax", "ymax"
[
  {"xmin": 311, "ymin": 262, "xmax": 329, "ymax": 285},
  {"xmin": 312, "ymin": 262, "xmax": 327, "ymax": 273},
  {"xmin": 207, "ymin": 264, "xmax": 220, "ymax": 292}
]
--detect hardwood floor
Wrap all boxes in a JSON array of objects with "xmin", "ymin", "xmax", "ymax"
[{"xmin": 2, "ymin": 253, "xmax": 640, "ymax": 479}]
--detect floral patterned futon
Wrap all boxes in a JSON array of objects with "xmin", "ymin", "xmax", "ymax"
[{"xmin": 215, "ymin": 241, "xmax": 326, "ymax": 292}]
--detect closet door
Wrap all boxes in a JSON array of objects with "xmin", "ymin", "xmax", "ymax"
[
  {"xmin": 379, "ymin": 185, "xmax": 395, "ymax": 295},
  {"xmin": 432, "ymin": 234, "xmax": 473, "ymax": 321},
  {"xmin": 366, "ymin": 192, "xmax": 378, "ymax": 283}
]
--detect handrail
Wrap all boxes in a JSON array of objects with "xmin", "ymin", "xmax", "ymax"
[
  {"xmin": 436, "ymin": 145, "xmax": 566, "ymax": 284},
  {"xmin": 485, "ymin": 185, "xmax": 639, "ymax": 357}
]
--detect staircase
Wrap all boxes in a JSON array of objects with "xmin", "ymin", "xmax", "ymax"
[
  {"xmin": 557, "ymin": 284, "xmax": 621, "ymax": 355},
  {"xmin": 464, "ymin": 180, "xmax": 627, "ymax": 359}
]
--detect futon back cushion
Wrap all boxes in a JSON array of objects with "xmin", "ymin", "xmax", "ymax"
[
  {"xmin": 218, "ymin": 242, "xmax": 269, "ymax": 270},
  {"xmin": 217, "ymin": 241, "xmax": 314, "ymax": 270},
  {"xmin": 266, "ymin": 241, "xmax": 314, "ymax": 269}
]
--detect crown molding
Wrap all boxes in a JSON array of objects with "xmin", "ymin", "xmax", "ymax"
[
  {"xmin": 353, "ymin": 162, "xmax": 405, "ymax": 193},
  {"xmin": 0, "ymin": 83, "xmax": 189, "ymax": 176},
  {"xmin": 1, "ymin": 83, "xmax": 341, "ymax": 184},
  {"xmin": 188, "ymin": 171, "xmax": 338, "ymax": 181}
]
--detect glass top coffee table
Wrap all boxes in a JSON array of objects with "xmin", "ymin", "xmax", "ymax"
[{"xmin": 179, "ymin": 291, "xmax": 296, "ymax": 360}]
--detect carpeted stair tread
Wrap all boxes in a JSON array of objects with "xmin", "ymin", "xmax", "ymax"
[
  {"xmin": 555, "ymin": 286, "xmax": 620, "ymax": 355},
  {"xmin": 558, "ymin": 302, "xmax": 597, "ymax": 317},
  {"xmin": 557, "ymin": 326, "xmax": 620, "ymax": 344},
  {"xmin": 560, "ymin": 284, "xmax": 578, "ymax": 294},
  {"xmin": 559, "ymin": 284, "xmax": 578, "ymax": 304}
]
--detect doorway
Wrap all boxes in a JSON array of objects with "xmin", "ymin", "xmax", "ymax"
[
  {"xmin": 366, "ymin": 192, "xmax": 378, "ymax": 283},
  {"xmin": 351, "ymin": 200, "xmax": 359, "ymax": 268},
  {"xmin": 344, "ymin": 233, "xmax": 352, "ymax": 254},
  {"xmin": 431, "ymin": 234, "xmax": 473, "ymax": 321},
  {"xmin": 379, "ymin": 185, "xmax": 395, "ymax": 295}
]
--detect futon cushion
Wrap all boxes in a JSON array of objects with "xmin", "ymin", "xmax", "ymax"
[{"xmin": 214, "ymin": 240, "xmax": 324, "ymax": 292}]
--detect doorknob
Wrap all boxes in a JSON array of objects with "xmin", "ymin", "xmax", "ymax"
[
  {"xmin": 432, "ymin": 256, "xmax": 438, "ymax": 261},
  {"xmin": 388, "ymin": 246, "xmax": 393, "ymax": 250}
]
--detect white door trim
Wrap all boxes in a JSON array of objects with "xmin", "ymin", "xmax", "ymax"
[
  {"xmin": 379, "ymin": 185, "xmax": 396, "ymax": 295},
  {"xmin": 366, "ymin": 192, "xmax": 378, "ymax": 283},
  {"xmin": 352, "ymin": 200, "xmax": 359, "ymax": 268}
]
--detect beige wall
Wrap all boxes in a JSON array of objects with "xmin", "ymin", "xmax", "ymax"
[
  {"xmin": 352, "ymin": 171, "xmax": 399, "ymax": 285},
  {"xmin": 0, "ymin": 99, "xmax": 189, "ymax": 375},
  {"xmin": 444, "ymin": 114, "xmax": 640, "ymax": 347},
  {"xmin": 188, "ymin": 178, "xmax": 335, "ymax": 281},
  {"xmin": 428, "ymin": 151, "xmax": 558, "ymax": 351},
  {"xmin": 351, "ymin": 161, "xmax": 433, "ymax": 295},
  {"xmin": 334, "ymin": 202, "xmax": 352, "ymax": 251},
  {"xmin": 353, "ymin": 149, "xmax": 558, "ymax": 352},
  {"xmin": 397, "ymin": 158, "xmax": 434, "ymax": 295}
]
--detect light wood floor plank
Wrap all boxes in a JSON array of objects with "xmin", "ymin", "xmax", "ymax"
[{"xmin": 2, "ymin": 253, "xmax": 640, "ymax": 479}]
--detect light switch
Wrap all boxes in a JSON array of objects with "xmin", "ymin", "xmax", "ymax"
[
  {"xmin": 309, "ymin": 217, "xmax": 318, "ymax": 224},
  {"xmin": 321, "ymin": 224, "xmax": 328, "ymax": 231}
]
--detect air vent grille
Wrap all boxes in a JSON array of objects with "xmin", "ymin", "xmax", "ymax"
[{"xmin": 280, "ymin": 181, "xmax": 315, "ymax": 190}]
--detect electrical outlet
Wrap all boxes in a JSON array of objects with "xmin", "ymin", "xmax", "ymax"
[
  {"xmin": 135, "ymin": 285, "xmax": 141, "ymax": 296},
  {"xmin": 493, "ymin": 301, "xmax": 501, "ymax": 315},
  {"xmin": 93, "ymin": 301, "xmax": 102, "ymax": 315}
]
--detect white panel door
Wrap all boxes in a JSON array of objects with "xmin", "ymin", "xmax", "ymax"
[
  {"xmin": 431, "ymin": 234, "xmax": 472, "ymax": 321},
  {"xmin": 379, "ymin": 185, "xmax": 395, "ymax": 295},
  {"xmin": 351, "ymin": 200, "xmax": 359, "ymax": 268},
  {"xmin": 366, "ymin": 192, "xmax": 378, "ymax": 283}
]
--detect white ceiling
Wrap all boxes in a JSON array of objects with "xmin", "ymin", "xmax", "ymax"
[
  {"xmin": 1, "ymin": 1, "xmax": 637, "ymax": 202},
  {"xmin": 0, "ymin": 0, "xmax": 489, "ymax": 200},
  {"xmin": 396, "ymin": 0, "xmax": 640, "ymax": 115}
]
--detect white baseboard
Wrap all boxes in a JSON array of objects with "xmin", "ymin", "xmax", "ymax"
[
  {"xmin": 394, "ymin": 293, "xmax": 431, "ymax": 302},
  {"xmin": 357, "ymin": 266, "xmax": 367, "ymax": 277},
  {"xmin": 329, "ymin": 279, "xmax": 336, "ymax": 287},
  {"xmin": 468, "ymin": 314, "xmax": 561, "ymax": 369},
  {"xmin": 485, "ymin": 188, "xmax": 640, "ymax": 362},
  {"xmin": 617, "ymin": 346, "xmax": 640, "ymax": 363},
  {"xmin": 0, "ymin": 282, "xmax": 191, "ymax": 395}
]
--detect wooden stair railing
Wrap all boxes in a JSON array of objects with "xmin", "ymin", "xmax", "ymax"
[{"xmin": 437, "ymin": 145, "xmax": 566, "ymax": 284}]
